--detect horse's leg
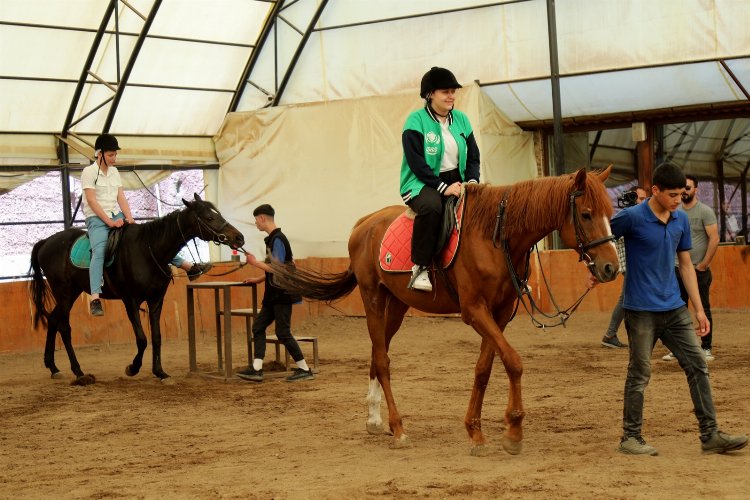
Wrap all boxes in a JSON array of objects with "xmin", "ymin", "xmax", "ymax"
[
  {"xmin": 122, "ymin": 299, "xmax": 148, "ymax": 377},
  {"xmin": 364, "ymin": 291, "xmax": 410, "ymax": 447},
  {"xmin": 51, "ymin": 298, "xmax": 96, "ymax": 385},
  {"xmin": 146, "ymin": 297, "xmax": 170, "ymax": 381},
  {"xmin": 43, "ymin": 306, "xmax": 63, "ymax": 378},
  {"xmin": 465, "ymin": 308, "xmax": 524, "ymax": 455},
  {"xmin": 464, "ymin": 337, "xmax": 496, "ymax": 456}
]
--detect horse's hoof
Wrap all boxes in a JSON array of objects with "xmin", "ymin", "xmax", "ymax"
[
  {"xmin": 50, "ymin": 371, "xmax": 65, "ymax": 380},
  {"xmin": 125, "ymin": 365, "xmax": 138, "ymax": 377},
  {"xmin": 501, "ymin": 435, "xmax": 522, "ymax": 455},
  {"xmin": 71, "ymin": 374, "xmax": 96, "ymax": 386},
  {"xmin": 470, "ymin": 443, "xmax": 489, "ymax": 457},
  {"xmin": 160, "ymin": 377, "xmax": 175, "ymax": 386},
  {"xmin": 390, "ymin": 434, "xmax": 411, "ymax": 449},
  {"xmin": 366, "ymin": 421, "xmax": 385, "ymax": 435}
]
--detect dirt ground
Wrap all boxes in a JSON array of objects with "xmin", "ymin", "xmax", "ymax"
[{"xmin": 1, "ymin": 310, "xmax": 748, "ymax": 499}]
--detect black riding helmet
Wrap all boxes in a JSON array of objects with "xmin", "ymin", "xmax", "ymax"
[
  {"xmin": 419, "ymin": 67, "xmax": 462, "ymax": 99},
  {"xmin": 94, "ymin": 133, "xmax": 120, "ymax": 152}
]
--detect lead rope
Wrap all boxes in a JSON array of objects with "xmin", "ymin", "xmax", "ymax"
[{"xmin": 494, "ymin": 190, "xmax": 591, "ymax": 330}]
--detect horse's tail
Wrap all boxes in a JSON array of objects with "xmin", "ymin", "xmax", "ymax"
[
  {"xmin": 28, "ymin": 239, "xmax": 53, "ymax": 329},
  {"xmin": 269, "ymin": 261, "xmax": 358, "ymax": 304}
]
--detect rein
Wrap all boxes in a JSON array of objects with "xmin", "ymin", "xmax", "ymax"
[
  {"xmin": 492, "ymin": 189, "xmax": 602, "ymax": 329},
  {"xmin": 148, "ymin": 244, "xmax": 174, "ymax": 281},
  {"xmin": 147, "ymin": 206, "xmax": 241, "ymax": 280}
]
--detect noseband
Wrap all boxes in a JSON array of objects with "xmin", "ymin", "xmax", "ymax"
[
  {"xmin": 178, "ymin": 208, "xmax": 233, "ymax": 247},
  {"xmin": 569, "ymin": 190, "xmax": 615, "ymax": 272},
  {"xmin": 195, "ymin": 214, "xmax": 231, "ymax": 246}
]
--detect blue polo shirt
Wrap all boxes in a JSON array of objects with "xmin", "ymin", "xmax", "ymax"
[{"xmin": 610, "ymin": 199, "xmax": 692, "ymax": 312}]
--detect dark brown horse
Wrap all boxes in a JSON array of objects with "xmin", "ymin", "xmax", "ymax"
[
  {"xmin": 270, "ymin": 168, "xmax": 619, "ymax": 455},
  {"xmin": 28, "ymin": 194, "xmax": 245, "ymax": 385}
]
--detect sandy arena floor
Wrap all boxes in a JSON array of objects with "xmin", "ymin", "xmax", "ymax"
[{"xmin": 1, "ymin": 311, "xmax": 748, "ymax": 499}]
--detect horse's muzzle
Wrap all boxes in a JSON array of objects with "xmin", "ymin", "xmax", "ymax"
[
  {"xmin": 230, "ymin": 234, "xmax": 245, "ymax": 250},
  {"xmin": 590, "ymin": 260, "xmax": 618, "ymax": 283}
]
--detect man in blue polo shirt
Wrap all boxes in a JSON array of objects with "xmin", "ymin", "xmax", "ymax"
[{"xmin": 609, "ymin": 161, "xmax": 747, "ymax": 456}]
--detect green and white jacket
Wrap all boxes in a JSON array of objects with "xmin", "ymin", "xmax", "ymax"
[{"xmin": 399, "ymin": 106, "xmax": 480, "ymax": 203}]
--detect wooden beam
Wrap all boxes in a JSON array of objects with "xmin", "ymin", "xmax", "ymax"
[{"xmin": 636, "ymin": 122, "xmax": 654, "ymax": 188}]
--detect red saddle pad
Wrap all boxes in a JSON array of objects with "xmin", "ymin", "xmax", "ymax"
[{"xmin": 379, "ymin": 195, "xmax": 464, "ymax": 272}]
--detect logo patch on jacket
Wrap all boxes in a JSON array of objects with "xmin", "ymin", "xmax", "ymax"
[{"xmin": 425, "ymin": 131, "xmax": 440, "ymax": 155}]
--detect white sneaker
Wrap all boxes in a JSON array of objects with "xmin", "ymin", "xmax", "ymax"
[
  {"xmin": 703, "ymin": 349, "xmax": 714, "ymax": 361},
  {"xmin": 662, "ymin": 352, "xmax": 676, "ymax": 361},
  {"xmin": 410, "ymin": 265, "xmax": 432, "ymax": 292}
]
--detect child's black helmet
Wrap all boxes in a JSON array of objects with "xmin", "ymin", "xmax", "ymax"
[
  {"xmin": 94, "ymin": 133, "xmax": 120, "ymax": 152},
  {"xmin": 419, "ymin": 67, "xmax": 462, "ymax": 98}
]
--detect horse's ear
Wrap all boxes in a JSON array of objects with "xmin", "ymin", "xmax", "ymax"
[
  {"xmin": 597, "ymin": 164, "xmax": 613, "ymax": 182},
  {"xmin": 574, "ymin": 168, "xmax": 587, "ymax": 191},
  {"xmin": 182, "ymin": 198, "xmax": 192, "ymax": 208},
  {"xmin": 193, "ymin": 193, "xmax": 203, "ymax": 202}
]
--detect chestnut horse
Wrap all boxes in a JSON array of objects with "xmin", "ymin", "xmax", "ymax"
[
  {"xmin": 272, "ymin": 168, "xmax": 618, "ymax": 455},
  {"xmin": 28, "ymin": 194, "xmax": 245, "ymax": 385}
]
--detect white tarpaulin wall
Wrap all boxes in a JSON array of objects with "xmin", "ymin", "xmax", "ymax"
[
  {"xmin": 214, "ymin": 84, "xmax": 535, "ymax": 259},
  {"xmin": 2, "ymin": 0, "xmax": 749, "ymax": 181},
  {"xmin": 1, "ymin": 0, "xmax": 748, "ymax": 136}
]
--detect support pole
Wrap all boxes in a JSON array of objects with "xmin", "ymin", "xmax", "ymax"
[
  {"xmin": 546, "ymin": 0, "xmax": 564, "ymax": 173},
  {"xmin": 637, "ymin": 123, "xmax": 654, "ymax": 189},
  {"xmin": 58, "ymin": 140, "xmax": 72, "ymax": 229}
]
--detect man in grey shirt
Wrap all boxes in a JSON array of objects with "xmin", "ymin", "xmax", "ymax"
[{"xmin": 663, "ymin": 174, "xmax": 720, "ymax": 361}]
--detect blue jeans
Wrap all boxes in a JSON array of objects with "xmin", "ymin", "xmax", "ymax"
[
  {"xmin": 85, "ymin": 212, "xmax": 184, "ymax": 295},
  {"xmin": 623, "ymin": 307, "xmax": 718, "ymax": 441}
]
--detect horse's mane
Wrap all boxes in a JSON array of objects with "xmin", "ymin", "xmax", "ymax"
[
  {"xmin": 138, "ymin": 209, "xmax": 182, "ymax": 242},
  {"xmin": 464, "ymin": 171, "xmax": 613, "ymax": 240},
  {"xmin": 137, "ymin": 198, "xmax": 226, "ymax": 247}
]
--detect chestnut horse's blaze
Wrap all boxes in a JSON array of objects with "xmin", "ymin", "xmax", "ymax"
[{"xmin": 272, "ymin": 168, "xmax": 618, "ymax": 455}]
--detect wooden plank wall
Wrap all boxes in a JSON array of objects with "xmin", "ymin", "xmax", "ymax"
[{"xmin": 2, "ymin": 246, "xmax": 748, "ymax": 353}]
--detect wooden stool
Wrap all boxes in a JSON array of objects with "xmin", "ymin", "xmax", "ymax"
[
  {"xmin": 267, "ymin": 335, "xmax": 319, "ymax": 370},
  {"xmin": 217, "ymin": 308, "xmax": 260, "ymax": 366}
]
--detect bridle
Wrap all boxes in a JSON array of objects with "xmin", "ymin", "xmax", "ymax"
[
  {"xmin": 182, "ymin": 208, "xmax": 233, "ymax": 246},
  {"xmin": 149, "ymin": 205, "xmax": 240, "ymax": 280},
  {"xmin": 491, "ymin": 188, "xmax": 614, "ymax": 329},
  {"xmin": 568, "ymin": 190, "xmax": 616, "ymax": 274}
]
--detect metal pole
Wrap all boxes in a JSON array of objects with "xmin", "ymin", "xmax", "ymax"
[
  {"xmin": 103, "ymin": 0, "xmax": 163, "ymax": 132},
  {"xmin": 57, "ymin": 140, "xmax": 73, "ymax": 228},
  {"xmin": 228, "ymin": 0, "xmax": 284, "ymax": 112},
  {"xmin": 546, "ymin": 0, "xmax": 564, "ymax": 173},
  {"xmin": 272, "ymin": 0, "xmax": 329, "ymax": 106}
]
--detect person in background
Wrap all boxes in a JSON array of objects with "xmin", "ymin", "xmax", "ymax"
[
  {"xmin": 662, "ymin": 174, "xmax": 719, "ymax": 361},
  {"xmin": 601, "ymin": 186, "xmax": 648, "ymax": 349},
  {"xmin": 597, "ymin": 161, "xmax": 746, "ymax": 456},
  {"xmin": 238, "ymin": 204, "xmax": 314, "ymax": 383},
  {"xmin": 399, "ymin": 66, "xmax": 480, "ymax": 292},
  {"xmin": 81, "ymin": 133, "xmax": 211, "ymax": 316}
]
